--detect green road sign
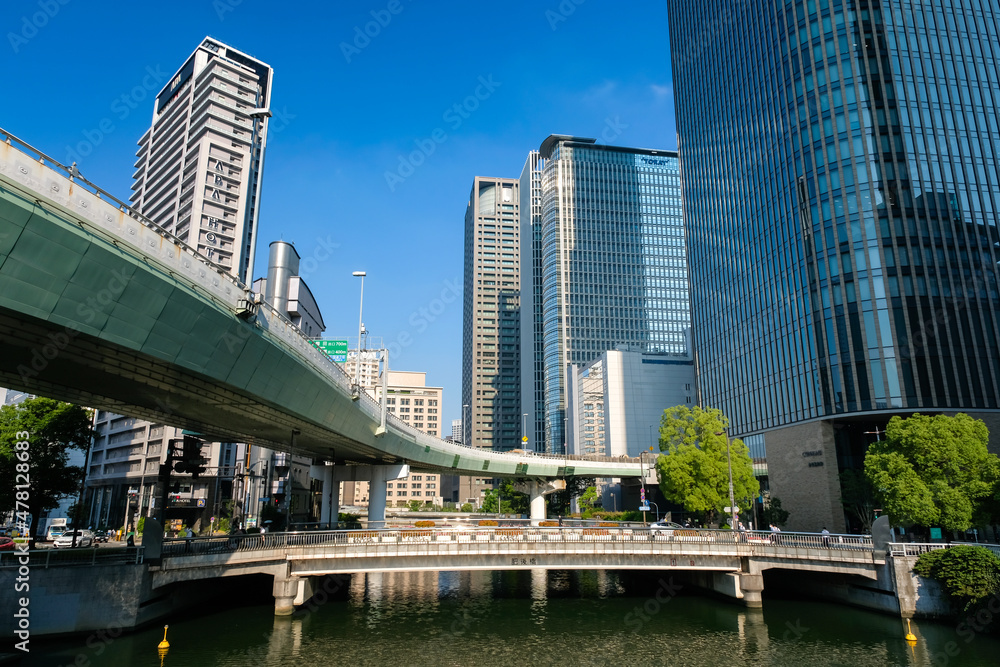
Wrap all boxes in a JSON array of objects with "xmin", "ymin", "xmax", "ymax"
[{"xmin": 311, "ymin": 339, "xmax": 349, "ymax": 362}]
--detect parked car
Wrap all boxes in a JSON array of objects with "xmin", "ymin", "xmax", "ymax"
[
  {"xmin": 93, "ymin": 530, "xmax": 110, "ymax": 543},
  {"xmin": 649, "ymin": 521, "xmax": 683, "ymax": 537},
  {"xmin": 53, "ymin": 530, "xmax": 96, "ymax": 548},
  {"xmin": 0, "ymin": 537, "xmax": 15, "ymax": 551}
]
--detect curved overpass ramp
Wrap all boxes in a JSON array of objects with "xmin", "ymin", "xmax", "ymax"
[{"xmin": 0, "ymin": 130, "xmax": 642, "ymax": 480}]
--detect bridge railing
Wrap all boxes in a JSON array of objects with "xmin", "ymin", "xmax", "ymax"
[
  {"xmin": 887, "ymin": 543, "xmax": 949, "ymax": 557},
  {"xmin": 160, "ymin": 528, "xmax": 873, "ymax": 559},
  {"xmin": 0, "ymin": 546, "xmax": 144, "ymax": 568},
  {"xmin": 889, "ymin": 542, "xmax": 1000, "ymax": 558}
]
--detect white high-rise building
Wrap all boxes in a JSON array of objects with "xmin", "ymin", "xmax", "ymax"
[
  {"xmin": 84, "ymin": 38, "xmax": 274, "ymax": 535},
  {"xmin": 131, "ymin": 37, "xmax": 273, "ymax": 283}
]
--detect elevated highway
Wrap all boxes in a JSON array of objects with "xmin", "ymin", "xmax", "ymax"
[{"xmin": 0, "ymin": 129, "xmax": 643, "ymax": 483}]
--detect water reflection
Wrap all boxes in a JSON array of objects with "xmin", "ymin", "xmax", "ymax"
[{"xmin": 28, "ymin": 570, "xmax": 1000, "ymax": 666}]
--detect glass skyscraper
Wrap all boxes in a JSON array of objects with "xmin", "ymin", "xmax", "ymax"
[
  {"xmin": 669, "ymin": 1, "xmax": 1000, "ymax": 530},
  {"xmin": 522, "ymin": 136, "xmax": 690, "ymax": 454}
]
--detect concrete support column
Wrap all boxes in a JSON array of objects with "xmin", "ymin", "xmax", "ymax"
[
  {"xmin": 529, "ymin": 489, "xmax": 546, "ymax": 525},
  {"xmin": 367, "ymin": 471, "xmax": 389, "ymax": 530},
  {"xmin": 739, "ymin": 574, "xmax": 764, "ymax": 608},
  {"xmin": 330, "ymin": 479, "xmax": 340, "ymax": 527},
  {"xmin": 310, "ymin": 463, "xmax": 340, "ymax": 528},
  {"xmin": 514, "ymin": 479, "xmax": 565, "ymax": 525},
  {"xmin": 318, "ymin": 465, "xmax": 333, "ymax": 524},
  {"xmin": 364, "ymin": 464, "xmax": 409, "ymax": 529},
  {"xmin": 273, "ymin": 574, "xmax": 299, "ymax": 616}
]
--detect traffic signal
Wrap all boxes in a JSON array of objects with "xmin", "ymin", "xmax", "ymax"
[{"xmin": 173, "ymin": 435, "xmax": 207, "ymax": 477}]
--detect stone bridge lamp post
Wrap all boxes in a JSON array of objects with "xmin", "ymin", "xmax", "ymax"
[{"xmin": 715, "ymin": 430, "xmax": 738, "ymax": 534}]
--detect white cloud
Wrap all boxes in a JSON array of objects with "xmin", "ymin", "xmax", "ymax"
[{"xmin": 650, "ymin": 84, "xmax": 672, "ymax": 101}]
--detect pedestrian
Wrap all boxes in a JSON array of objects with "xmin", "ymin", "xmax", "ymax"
[
  {"xmin": 821, "ymin": 527, "xmax": 830, "ymax": 547},
  {"xmin": 770, "ymin": 523, "xmax": 781, "ymax": 545}
]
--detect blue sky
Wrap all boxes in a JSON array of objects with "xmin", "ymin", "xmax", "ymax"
[{"xmin": 4, "ymin": 0, "xmax": 676, "ymax": 427}]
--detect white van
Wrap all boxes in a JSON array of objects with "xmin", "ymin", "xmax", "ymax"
[{"xmin": 46, "ymin": 518, "xmax": 69, "ymax": 540}]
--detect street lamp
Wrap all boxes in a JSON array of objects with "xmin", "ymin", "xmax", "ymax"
[
  {"xmin": 352, "ymin": 271, "xmax": 366, "ymax": 392},
  {"xmin": 715, "ymin": 429, "xmax": 738, "ymax": 533}
]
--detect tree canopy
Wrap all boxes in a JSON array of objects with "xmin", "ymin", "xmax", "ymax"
[
  {"xmin": 913, "ymin": 545, "xmax": 1000, "ymax": 611},
  {"xmin": 654, "ymin": 405, "xmax": 759, "ymax": 524},
  {"xmin": 480, "ymin": 479, "xmax": 529, "ymax": 515},
  {"xmin": 864, "ymin": 413, "xmax": 1000, "ymax": 531},
  {"xmin": 0, "ymin": 397, "xmax": 94, "ymax": 532}
]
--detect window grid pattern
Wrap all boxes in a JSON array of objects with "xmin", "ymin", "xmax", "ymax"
[
  {"xmin": 668, "ymin": 0, "xmax": 1000, "ymax": 436},
  {"xmin": 539, "ymin": 141, "xmax": 690, "ymax": 453}
]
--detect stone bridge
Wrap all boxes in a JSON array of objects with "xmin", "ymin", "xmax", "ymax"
[{"xmin": 148, "ymin": 527, "xmax": 886, "ymax": 614}]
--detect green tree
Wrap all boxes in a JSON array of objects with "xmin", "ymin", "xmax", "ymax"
[
  {"xmin": 407, "ymin": 499, "xmax": 422, "ymax": 512},
  {"xmin": 578, "ymin": 486, "xmax": 600, "ymax": 518},
  {"xmin": 480, "ymin": 480, "xmax": 529, "ymax": 515},
  {"xmin": 0, "ymin": 398, "xmax": 94, "ymax": 535},
  {"xmin": 864, "ymin": 414, "xmax": 1000, "ymax": 531},
  {"xmin": 913, "ymin": 546, "xmax": 1000, "ymax": 611},
  {"xmin": 547, "ymin": 476, "xmax": 595, "ymax": 516},
  {"xmin": 460, "ymin": 503, "xmax": 474, "ymax": 513},
  {"xmin": 654, "ymin": 406, "xmax": 759, "ymax": 525},
  {"xmin": 840, "ymin": 469, "xmax": 877, "ymax": 533},
  {"xmin": 761, "ymin": 496, "xmax": 790, "ymax": 528}
]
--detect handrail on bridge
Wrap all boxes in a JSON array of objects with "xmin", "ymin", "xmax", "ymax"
[{"xmin": 158, "ymin": 528, "xmax": 875, "ymax": 559}]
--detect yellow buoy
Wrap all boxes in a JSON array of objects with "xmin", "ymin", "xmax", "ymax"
[
  {"xmin": 158, "ymin": 624, "xmax": 170, "ymax": 649},
  {"xmin": 904, "ymin": 618, "xmax": 917, "ymax": 642}
]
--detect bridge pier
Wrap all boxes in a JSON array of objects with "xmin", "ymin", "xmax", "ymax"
[
  {"xmin": 515, "ymin": 480, "xmax": 565, "ymax": 525},
  {"xmin": 738, "ymin": 573, "xmax": 764, "ymax": 608},
  {"xmin": 311, "ymin": 463, "xmax": 339, "ymax": 526},
  {"xmin": 273, "ymin": 574, "xmax": 299, "ymax": 616}
]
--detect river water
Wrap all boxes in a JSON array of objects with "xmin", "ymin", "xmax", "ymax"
[{"xmin": 32, "ymin": 569, "xmax": 1000, "ymax": 666}]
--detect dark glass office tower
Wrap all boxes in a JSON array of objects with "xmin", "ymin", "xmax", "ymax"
[{"xmin": 669, "ymin": 1, "xmax": 1000, "ymax": 531}]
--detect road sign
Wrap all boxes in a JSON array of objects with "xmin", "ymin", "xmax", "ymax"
[
  {"xmin": 724, "ymin": 506, "xmax": 739, "ymax": 513},
  {"xmin": 311, "ymin": 339, "xmax": 349, "ymax": 362},
  {"xmin": 639, "ymin": 504, "xmax": 651, "ymax": 512},
  {"xmin": 197, "ymin": 499, "xmax": 206, "ymax": 508},
  {"xmin": 522, "ymin": 436, "xmax": 528, "ymax": 443}
]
